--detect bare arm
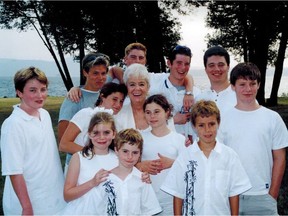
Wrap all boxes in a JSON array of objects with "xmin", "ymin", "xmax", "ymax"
[
  {"xmin": 58, "ymin": 120, "xmax": 69, "ymax": 144},
  {"xmin": 59, "ymin": 122, "xmax": 83, "ymax": 154},
  {"xmin": 183, "ymin": 74, "xmax": 195, "ymax": 111},
  {"xmin": 10, "ymin": 175, "xmax": 33, "ymax": 215},
  {"xmin": 109, "ymin": 66, "xmax": 124, "ymax": 83},
  {"xmin": 229, "ymin": 195, "xmax": 239, "ymax": 215},
  {"xmin": 269, "ymin": 148, "xmax": 286, "ymax": 199},
  {"xmin": 64, "ymin": 153, "xmax": 110, "ymax": 202},
  {"xmin": 173, "ymin": 196, "xmax": 183, "ymax": 216}
]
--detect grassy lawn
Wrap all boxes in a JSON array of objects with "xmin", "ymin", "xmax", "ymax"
[{"xmin": 0, "ymin": 96, "xmax": 288, "ymax": 214}]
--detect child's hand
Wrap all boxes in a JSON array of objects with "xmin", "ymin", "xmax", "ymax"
[
  {"xmin": 158, "ymin": 153, "xmax": 174, "ymax": 170},
  {"xmin": 183, "ymin": 94, "xmax": 194, "ymax": 111},
  {"xmin": 136, "ymin": 160, "xmax": 162, "ymax": 175},
  {"xmin": 92, "ymin": 169, "xmax": 110, "ymax": 187},
  {"xmin": 67, "ymin": 86, "xmax": 82, "ymax": 102},
  {"xmin": 141, "ymin": 172, "xmax": 152, "ymax": 184}
]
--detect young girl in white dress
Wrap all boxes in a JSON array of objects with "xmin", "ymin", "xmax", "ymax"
[
  {"xmin": 137, "ymin": 94, "xmax": 186, "ymax": 215},
  {"xmin": 61, "ymin": 112, "xmax": 154, "ymax": 215},
  {"xmin": 61, "ymin": 111, "xmax": 117, "ymax": 215}
]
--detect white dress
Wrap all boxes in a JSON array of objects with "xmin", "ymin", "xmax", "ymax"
[
  {"xmin": 60, "ymin": 150, "xmax": 118, "ymax": 215},
  {"xmin": 141, "ymin": 130, "xmax": 186, "ymax": 215}
]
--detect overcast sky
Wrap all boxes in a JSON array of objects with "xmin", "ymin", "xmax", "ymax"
[{"xmin": 0, "ymin": 6, "xmax": 237, "ymax": 69}]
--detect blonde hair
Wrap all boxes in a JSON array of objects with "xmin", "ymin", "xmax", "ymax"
[
  {"xmin": 125, "ymin": 42, "xmax": 147, "ymax": 57},
  {"xmin": 191, "ymin": 100, "xmax": 221, "ymax": 126},
  {"xmin": 82, "ymin": 112, "xmax": 116, "ymax": 158},
  {"xmin": 114, "ymin": 128, "xmax": 143, "ymax": 155}
]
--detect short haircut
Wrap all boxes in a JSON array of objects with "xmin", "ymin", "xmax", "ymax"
[
  {"xmin": 143, "ymin": 94, "xmax": 174, "ymax": 119},
  {"xmin": 203, "ymin": 46, "xmax": 230, "ymax": 67},
  {"xmin": 123, "ymin": 63, "xmax": 150, "ymax": 88},
  {"xmin": 95, "ymin": 82, "xmax": 128, "ymax": 106},
  {"xmin": 82, "ymin": 52, "xmax": 110, "ymax": 73},
  {"xmin": 191, "ymin": 100, "xmax": 220, "ymax": 127},
  {"xmin": 230, "ymin": 62, "xmax": 261, "ymax": 86},
  {"xmin": 82, "ymin": 112, "xmax": 116, "ymax": 159},
  {"xmin": 167, "ymin": 45, "xmax": 192, "ymax": 63},
  {"xmin": 14, "ymin": 66, "xmax": 48, "ymax": 96},
  {"xmin": 125, "ymin": 42, "xmax": 147, "ymax": 56},
  {"xmin": 114, "ymin": 128, "xmax": 143, "ymax": 155}
]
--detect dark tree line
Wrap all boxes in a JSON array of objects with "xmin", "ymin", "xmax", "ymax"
[
  {"xmin": 0, "ymin": 1, "xmax": 184, "ymax": 90},
  {"xmin": 205, "ymin": 1, "xmax": 288, "ymax": 105}
]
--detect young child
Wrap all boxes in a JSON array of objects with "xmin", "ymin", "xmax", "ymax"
[
  {"xmin": 161, "ymin": 100, "xmax": 251, "ymax": 215},
  {"xmin": 218, "ymin": 62, "xmax": 288, "ymax": 215},
  {"xmin": 61, "ymin": 111, "xmax": 118, "ymax": 215},
  {"xmin": 1, "ymin": 67, "xmax": 66, "ymax": 215},
  {"xmin": 105, "ymin": 128, "xmax": 162, "ymax": 215},
  {"xmin": 59, "ymin": 82, "xmax": 127, "ymax": 175},
  {"xmin": 138, "ymin": 94, "xmax": 186, "ymax": 215},
  {"xmin": 61, "ymin": 112, "xmax": 155, "ymax": 215}
]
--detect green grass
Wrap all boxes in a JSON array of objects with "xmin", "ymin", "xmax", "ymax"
[{"xmin": 0, "ymin": 96, "xmax": 288, "ymax": 214}]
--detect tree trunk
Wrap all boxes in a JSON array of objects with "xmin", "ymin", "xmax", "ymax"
[{"xmin": 267, "ymin": 13, "xmax": 288, "ymax": 106}]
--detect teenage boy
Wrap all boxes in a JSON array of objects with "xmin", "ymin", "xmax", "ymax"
[
  {"xmin": 149, "ymin": 45, "xmax": 201, "ymax": 142},
  {"xmin": 58, "ymin": 53, "xmax": 109, "ymax": 143},
  {"xmin": 195, "ymin": 46, "xmax": 236, "ymax": 115},
  {"xmin": 218, "ymin": 62, "xmax": 288, "ymax": 215},
  {"xmin": 161, "ymin": 100, "xmax": 251, "ymax": 215}
]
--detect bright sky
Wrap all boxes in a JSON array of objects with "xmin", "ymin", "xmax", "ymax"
[{"xmin": 0, "ymin": 6, "xmax": 235, "ymax": 69}]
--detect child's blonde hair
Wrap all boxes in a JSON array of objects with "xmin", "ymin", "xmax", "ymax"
[
  {"xmin": 114, "ymin": 128, "xmax": 143, "ymax": 155},
  {"xmin": 191, "ymin": 100, "xmax": 221, "ymax": 127},
  {"xmin": 82, "ymin": 112, "xmax": 116, "ymax": 158}
]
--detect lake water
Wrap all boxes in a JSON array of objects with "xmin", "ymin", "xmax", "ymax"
[{"xmin": 1, "ymin": 70, "xmax": 288, "ymax": 98}]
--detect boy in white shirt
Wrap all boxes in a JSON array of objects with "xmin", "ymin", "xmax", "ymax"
[
  {"xmin": 218, "ymin": 62, "xmax": 288, "ymax": 215},
  {"xmin": 161, "ymin": 100, "xmax": 251, "ymax": 215}
]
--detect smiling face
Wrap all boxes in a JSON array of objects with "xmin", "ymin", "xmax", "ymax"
[
  {"xmin": 115, "ymin": 142, "xmax": 141, "ymax": 169},
  {"xmin": 144, "ymin": 102, "xmax": 169, "ymax": 129},
  {"xmin": 167, "ymin": 54, "xmax": 191, "ymax": 84},
  {"xmin": 194, "ymin": 115, "xmax": 218, "ymax": 147},
  {"xmin": 100, "ymin": 92, "xmax": 125, "ymax": 115},
  {"xmin": 126, "ymin": 76, "xmax": 149, "ymax": 104},
  {"xmin": 205, "ymin": 55, "xmax": 230, "ymax": 85},
  {"xmin": 88, "ymin": 122, "xmax": 116, "ymax": 155},
  {"xmin": 17, "ymin": 78, "xmax": 48, "ymax": 115}
]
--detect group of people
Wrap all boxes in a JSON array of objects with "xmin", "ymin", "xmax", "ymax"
[{"xmin": 1, "ymin": 42, "xmax": 287, "ymax": 215}]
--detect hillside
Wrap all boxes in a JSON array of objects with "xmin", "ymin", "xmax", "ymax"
[{"xmin": 0, "ymin": 57, "xmax": 80, "ymax": 77}]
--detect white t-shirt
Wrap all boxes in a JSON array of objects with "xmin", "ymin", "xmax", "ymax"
[
  {"xmin": 141, "ymin": 130, "xmax": 186, "ymax": 215},
  {"xmin": 161, "ymin": 139, "xmax": 251, "ymax": 215},
  {"xmin": 1, "ymin": 105, "xmax": 66, "ymax": 215},
  {"xmin": 195, "ymin": 85, "xmax": 236, "ymax": 116},
  {"xmin": 218, "ymin": 106, "xmax": 288, "ymax": 195}
]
